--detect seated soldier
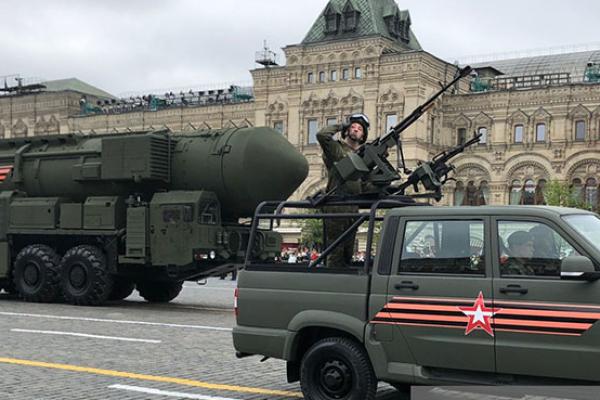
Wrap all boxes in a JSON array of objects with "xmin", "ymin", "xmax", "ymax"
[
  {"xmin": 529, "ymin": 224, "xmax": 561, "ymax": 275},
  {"xmin": 421, "ymin": 235, "xmax": 437, "ymax": 258},
  {"xmin": 529, "ymin": 225, "xmax": 559, "ymax": 259},
  {"xmin": 502, "ymin": 231, "xmax": 536, "ymax": 276}
]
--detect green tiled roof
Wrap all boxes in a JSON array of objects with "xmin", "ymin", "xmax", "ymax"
[
  {"xmin": 41, "ymin": 78, "xmax": 115, "ymax": 99},
  {"xmin": 302, "ymin": 0, "xmax": 421, "ymax": 50}
]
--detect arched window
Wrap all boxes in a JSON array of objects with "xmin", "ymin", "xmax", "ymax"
[
  {"xmin": 575, "ymin": 120, "xmax": 586, "ymax": 141},
  {"xmin": 510, "ymin": 180, "xmax": 522, "ymax": 205},
  {"xmin": 585, "ymin": 178, "xmax": 598, "ymax": 208},
  {"xmin": 572, "ymin": 178, "xmax": 583, "ymax": 203},
  {"xmin": 521, "ymin": 179, "xmax": 536, "ymax": 205},
  {"xmin": 535, "ymin": 179, "xmax": 547, "ymax": 205},
  {"xmin": 479, "ymin": 181, "xmax": 490, "ymax": 205},
  {"xmin": 454, "ymin": 181, "xmax": 465, "ymax": 206},
  {"xmin": 477, "ymin": 127, "xmax": 487, "ymax": 144},
  {"xmin": 514, "ymin": 125, "xmax": 524, "ymax": 143},
  {"xmin": 535, "ymin": 123, "xmax": 546, "ymax": 142},
  {"xmin": 457, "ymin": 128, "xmax": 467, "ymax": 145}
]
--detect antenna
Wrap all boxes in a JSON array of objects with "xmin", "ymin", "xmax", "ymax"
[
  {"xmin": 255, "ymin": 40, "xmax": 278, "ymax": 67},
  {"xmin": 0, "ymin": 74, "xmax": 46, "ymax": 95}
]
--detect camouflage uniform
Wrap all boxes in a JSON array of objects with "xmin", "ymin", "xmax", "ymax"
[
  {"xmin": 501, "ymin": 258, "xmax": 536, "ymax": 276},
  {"xmin": 317, "ymin": 124, "xmax": 363, "ymax": 267}
]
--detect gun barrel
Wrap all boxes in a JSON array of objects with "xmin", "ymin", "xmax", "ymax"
[{"xmin": 380, "ymin": 66, "xmax": 472, "ymax": 144}]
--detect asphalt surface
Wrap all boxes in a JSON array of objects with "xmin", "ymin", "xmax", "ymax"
[{"xmin": 0, "ymin": 278, "xmax": 403, "ymax": 400}]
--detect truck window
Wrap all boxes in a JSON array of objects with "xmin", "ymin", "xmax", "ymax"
[
  {"xmin": 183, "ymin": 205, "xmax": 193, "ymax": 222},
  {"xmin": 497, "ymin": 220, "xmax": 579, "ymax": 277},
  {"xmin": 199, "ymin": 201, "xmax": 219, "ymax": 225},
  {"xmin": 162, "ymin": 207, "xmax": 181, "ymax": 224},
  {"xmin": 162, "ymin": 205, "xmax": 193, "ymax": 223},
  {"xmin": 400, "ymin": 220, "xmax": 484, "ymax": 275}
]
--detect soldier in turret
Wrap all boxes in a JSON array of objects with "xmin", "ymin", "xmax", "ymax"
[{"xmin": 317, "ymin": 114, "xmax": 370, "ymax": 267}]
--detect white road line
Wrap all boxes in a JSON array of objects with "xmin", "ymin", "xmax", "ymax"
[
  {"xmin": 109, "ymin": 384, "xmax": 241, "ymax": 400},
  {"xmin": 0, "ymin": 312, "xmax": 232, "ymax": 332},
  {"xmin": 183, "ymin": 283, "xmax": 236, "ymax": 291},
  {"xmin": 11, "ymin": 329, "xmax": 162, "ymax": 343}
]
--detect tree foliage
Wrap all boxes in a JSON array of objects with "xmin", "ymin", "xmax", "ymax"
[
  {"xmin": 542, "ymin": 180, "xmax": 586, "ymax": 209},
  {"xmin": 300, "ymin": 211, "xmax": 323, "ymax": 249}
]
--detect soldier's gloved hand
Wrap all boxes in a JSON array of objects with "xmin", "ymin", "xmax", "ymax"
[{"xmin": 340, "ymin": 122, "xmax": 350, "ymax": 134}]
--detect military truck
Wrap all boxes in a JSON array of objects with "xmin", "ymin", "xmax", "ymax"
[
  {"xmin": 234, "ymin": 204, "xmax": 600, "ymax": 399},
  {"xmin": 0, "ymin": 127, "xmax": 308, "ymax": 305},
  {"xmin": 234, "ymin": 65, "xmax": 600, "ymax": 398}
]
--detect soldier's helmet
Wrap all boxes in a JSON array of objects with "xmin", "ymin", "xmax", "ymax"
[{"xmin": 344, "ymin": 113, "xmax": 370, "ymax": 143}]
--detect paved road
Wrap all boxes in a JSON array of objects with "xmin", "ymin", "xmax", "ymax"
[{"xmin": 0, "ymin": 278, "xmax": 402, "ymax": 400}]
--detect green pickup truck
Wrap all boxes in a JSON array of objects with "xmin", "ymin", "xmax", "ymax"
[{"xmin": 234, "ymin": 205, "xmax": 600, "ymax": 399}]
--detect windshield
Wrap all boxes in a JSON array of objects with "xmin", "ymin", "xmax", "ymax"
[{"xmin": 563, "ymin": 214, "xmax": 600, "ymax": 252}]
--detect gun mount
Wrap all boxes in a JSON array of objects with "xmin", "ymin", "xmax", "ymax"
[{"xmin": 311, "ymin": 66, "xmax": 479, "ymax": 205}]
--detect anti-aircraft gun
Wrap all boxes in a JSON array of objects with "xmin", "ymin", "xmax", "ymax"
[
  {"xmin": 245, "ymin": 66, "xmax": 480, "ymax": 270},
  {"xmin": 322, "ymin": 65, "xmax": 480, "ymax": 203}
]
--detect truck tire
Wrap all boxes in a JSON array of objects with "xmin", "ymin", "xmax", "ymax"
[
  {"xmin": 108, "ymin": 277, "xmax": 135, "ymax": 301},
  {"xmin": 300, "ymin": 337, "xmax": 377, "ymax": 400},
  {"xmin": 137, "ymin": 280, "xmax": 183, "ymax": 303},
  {"xmin": 60, "ymin": 245, "xmax": 114, "ymax": 306},
  {"xmin": 12, "ymin": 244, "xmax": 61, "ymax": 303}
]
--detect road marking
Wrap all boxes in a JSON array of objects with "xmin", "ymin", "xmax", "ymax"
[
  {"xmin": 109, "ymin": 384, "xmax": 241, "ymax": 399},
  {"xmin": 183, "ymin": 283, "xmax": 236, "ymax": 291},
  {"xmin": 0, "ymin": 357, "xmax": 302, "ymax": 398},
  {"xmin": 0, "ymin": 312, "xmax": 232, "ymax": 332},
  {"xmin": 11, "ymin": 329, "xmax": 161, "ymax": 343}
]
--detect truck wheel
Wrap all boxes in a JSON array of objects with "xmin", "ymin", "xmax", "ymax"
[
  {"xmin": 137, "ymin": 280, "xmax": 183, "ymax": 303},
  {"xmin": 60, "ymin": 245, "xmax": 114, "ymax": 306},
  {"xmin": 300, "ymin": 337, "xmax": 377, "ymax": 400},
  {"xmin": 12, "ymin": 245, "xmax": 61, "ymax": 302},
  {"xmin": 108, "ymin": 277, "xmax": 135, "ymax": 301}
]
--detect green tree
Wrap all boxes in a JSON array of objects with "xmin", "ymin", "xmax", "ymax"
[
  {"xmin": 543, "ymin": 180, "xmax": 586, "ymax": 209},
  {"xmin": 300, "ymin": 211, "xmax": 323, "ymax": 249}
]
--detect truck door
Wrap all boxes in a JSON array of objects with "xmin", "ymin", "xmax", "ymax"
[
  {"xmin": 492, "ymin": 218, "xmax": 600, "ymax": 382},
  {"xmin": 150, "ymin": 204, "xmax": 194, "ymax": 266},
  {"xmin": 375, "ymin": 217, "xmax": 495, "ymax": 375}
]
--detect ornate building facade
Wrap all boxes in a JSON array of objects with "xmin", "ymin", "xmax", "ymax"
[{"xmin": 2, "ymin": 0, "xmax": 600, "ymax": 215}]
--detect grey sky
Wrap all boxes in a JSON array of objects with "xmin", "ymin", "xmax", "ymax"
[{"xmin": 1, "ymin": 0, "xmax": 599, "ymax": 96}]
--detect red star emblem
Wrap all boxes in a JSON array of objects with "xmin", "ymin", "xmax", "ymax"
[{"xmin": 458, "ymin": 292, "xmax": 500, "ymax": 337}]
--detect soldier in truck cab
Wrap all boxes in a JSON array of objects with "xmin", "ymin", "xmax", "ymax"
[
  {"xmin": 317, "ymin": 114, "xmax": 370, "ymax": 267},
  {"xmin": 502, "ymin": 230, "xmax": 536, "ymax": 276}
]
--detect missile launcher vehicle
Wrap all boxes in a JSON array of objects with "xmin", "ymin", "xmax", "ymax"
[{"xmin": 0, "ymin": 127, "xmax": 308, "ymax": 305}]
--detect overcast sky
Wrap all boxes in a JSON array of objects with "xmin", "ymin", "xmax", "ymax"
[{"xmin": 1, "ymin": 0, "xmax": 599, "ymax": 96}]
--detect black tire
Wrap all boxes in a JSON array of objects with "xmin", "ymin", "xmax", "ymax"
[
  {"xmin": 137, "ymin": 280, "xmax": 183, "ymax": 303},
  {"xmin": 12, "ymin": 244, "xmax": 61, "ymax": 302},
  {"xmin": 300, "ymin": 337, "xmax": 377, "ymax": 400},
  {"xmin": 108, "ymin": 277, "xmax": 135, "ymax": 301},
  {"xmin": 60, "ymin": 245, "xmax": 114, "ymax": 306}
]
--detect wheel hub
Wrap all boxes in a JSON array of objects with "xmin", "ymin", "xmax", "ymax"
[
  {"xmin": 319, "ymin": 359, "xmax": 352, "ymax": 397},
  {"xmin": 69, "ymin": 263, "xmax": 87, "ymax": 289},
  {"xmin": 23, "ymin": 262, "xmax": 41, "ymax": 287}
]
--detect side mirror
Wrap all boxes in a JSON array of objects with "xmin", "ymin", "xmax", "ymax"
[{"xmin": 561, "ymin": 256, "xmax": 600, "ymax": 281}]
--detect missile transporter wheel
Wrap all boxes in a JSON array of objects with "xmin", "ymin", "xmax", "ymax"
[
  {"xmin": 300, "ymin": 337, "xmax": 377, "ymax": 400},
  {"xmin": 12, "ymin": 244, "xmax": 61, "ymax": 302},
  {"xmin": 108, "ymin": 277, "xmax": 135, "ymax": 301},
  {"xmin": 136, "ymin": 280, "xmax": 183, "ymax": 303},
  {"xmin": 60, "ymin": 245, "xmax": 114, "ymax": 306}
]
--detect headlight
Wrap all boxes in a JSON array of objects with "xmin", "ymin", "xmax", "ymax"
[{"xmin": 209, "ymin": 250, "xmax": 216, "ymax": 259}]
